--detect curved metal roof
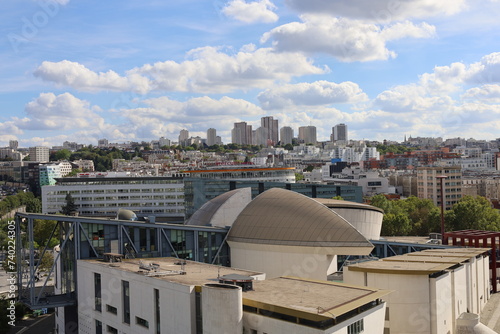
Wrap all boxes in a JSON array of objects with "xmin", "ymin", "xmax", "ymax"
[
  {"xmin": 185, "ymin": 188, "xmax": 251, "ymax": 226},
  {"xmin": 228, "ymin": 188, "xmax": 372, "ymax": 248}
]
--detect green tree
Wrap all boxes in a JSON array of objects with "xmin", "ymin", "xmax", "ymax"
[
  {"xmin": 25, "ymin": 197, "xmax": 42, "ymax": 213},
  {"xmin": 381, "ymin": 212, "xmax": 412, "ymax": 236},
  {"xmin": 60, "ymin": 194, "xmax": 77, "ymax": 215},
  {"xmin": 38, "ymin": 251, "xmax": 54, "ymax": 272},
  {"xmin": 54, "ymin": 149, "xmax": 72, "ymax": 161},
  {"xmin": 303, "ymin": 165, "xmax": 315, "ymax": 172},
  {"xmin": 284, "ymin": 144, "xmax": 294, "ymax": 151},
  {"xmin": 446, "ymin": 196, "xmax": 500, "ymax": 231},
  {"xmin": 295, "ymin": 173, "xmax": 304, "ymax": 181},
  {"xmin": 33, "ymin": 219, "xmax": 59, "ymax": 249},
  {"xmin": 369, "ymin": 194, "xmax": 392, "ymax": 214}
]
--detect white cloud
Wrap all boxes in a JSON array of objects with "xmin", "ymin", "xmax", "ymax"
[
  {"xmin": 34, "ymin": 60, "xmax": 152, "ymax": 94},
  {"xmin": 117, "ymin": 95, "xmax": 263, "ymax": 140},
  {"xmin": 34, "ymin": 47, "xmax": 326, "ymax": 94},
  {"xmin": 261, "ymin": 16, "xmax": 435, "ymax": 62},
  {"xmin": 375, "ymin": 84, "xmax": 454, "ymax": 112},
  {"xmin": 222, "ymin": 0, "xmax": 279, "ymax": 23},
  {"xmin": 18, "ymin": 92, "xmax": 103, "ymax": 130},
  {"xmin": 258, "ymin": 80, "xmax": 368, "ymax": 109},
  {"xmin": 418, "ymin": 52, "xmax": 500, "ymax": 93},
  {"xmin": 462, "ymin": 84, "xmax": 500, "ymax": 103},
  {"xmin": 284, "ymin": 0, "xmax": 467, "ymax": 22}
]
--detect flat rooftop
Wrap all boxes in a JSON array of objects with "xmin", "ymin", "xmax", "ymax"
[
  {"xmin": 347, "ymin": 248, "xmax": 490, "ymax": 275},
  {"xmin": 81, "ymin": 258, "xmax": 390, "ymax": 321},
  {"xmin": 82, "ymin": 257, "xmax": 263, "ymax": 286},
  {"xmin": 245, "ymin": 277, "xmax": 390, "ymax": 321}
]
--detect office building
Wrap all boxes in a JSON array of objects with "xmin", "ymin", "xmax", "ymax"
[
  {"xmin": 280, "ymin": 126, "xmax": 293, "ymax": 145},
  {"xmin": 42, "ymin": 173, "xmax": 185, "ymax": 220}
]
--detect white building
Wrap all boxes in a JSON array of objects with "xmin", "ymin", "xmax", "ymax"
[
  {"xmin": 72, "ymin": 159, "xmax": 95, "ymax": 172},
  {"xmin": 344, "ymin": 248, "xmax": 491, "ymax": 334},
  {"xmin": 75, "ymin": 257, "xmax": 389, "ymax": 334},
  {"xmin": 323, "ymin": 166, "xmax": 389, "ymax": 196},
  {"xmin": 42, "ymin": 174, "xmax": 185, "ymax": 219}
]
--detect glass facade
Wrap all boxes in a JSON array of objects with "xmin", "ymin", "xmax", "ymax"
[{"xmin": 184, "ymin": 178, "xmax": 362, "ymax": 219}]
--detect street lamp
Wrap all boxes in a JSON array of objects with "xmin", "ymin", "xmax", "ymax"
[{"xmin": 436, "ymin": 175, "xmax": 447, "ymax": 243}]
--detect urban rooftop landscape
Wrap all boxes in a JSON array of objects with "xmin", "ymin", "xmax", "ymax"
[{"xmin": 2, "ymin": 1, "xmax": 500, "ymax": 334}]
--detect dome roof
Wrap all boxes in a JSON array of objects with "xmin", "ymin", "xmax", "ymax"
[
  {"xmin": 117, "ymin": 209, "xmax": 138, "ymax": 221},
  {"xmin": 227, "ymin": 188, "xmax": 372, "ymax": 248},
  {"xmin": 185, "ymin": 188, "xmax": 251, "ymax": 227}
]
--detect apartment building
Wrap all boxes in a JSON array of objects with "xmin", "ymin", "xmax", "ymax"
[{"xmin": 417, "ymin": 166, "xmax": 463, "ymax": 210}]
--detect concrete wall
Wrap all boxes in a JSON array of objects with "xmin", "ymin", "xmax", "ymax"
[
  {"xmin": 430, "ymin": 272, "xmax": 453, "ymax": 334},
  {"xmin": 77, "ymin": 261, "xmax": 196, "ymax": 334},
  {"xmin": 333, "ymin": 208, "xmax": 383, "ymax": 240},
  {"xmin": 344, "ymin": 255, "xmax": 491, "ymax": 334},
  {"xmin": 229, "ymin": 243, "xmax": 336, "ymax": 280},
  {"xmin": 344, "ymin": 269, "xmax": 432, "ymax": 333}
]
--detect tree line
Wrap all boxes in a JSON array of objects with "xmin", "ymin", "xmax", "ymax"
[{"xmin": 370, "ymin": 194, "xmax": 500, "ymax": 236}]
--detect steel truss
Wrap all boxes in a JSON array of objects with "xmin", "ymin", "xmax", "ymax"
[{"xmin": 14, "ymin": 212, "xmax": 229, "ymax": 309}]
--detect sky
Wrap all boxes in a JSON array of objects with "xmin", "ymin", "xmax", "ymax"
[{"xmin": 1, "ymin": 0, "xmax": 500, "ymax": 147}]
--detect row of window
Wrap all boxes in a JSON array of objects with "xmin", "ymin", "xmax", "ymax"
[
  {"xmin": 51, "ymin": 187, "xmax": 182, "ymax": 195},
  {"xmin": 95, "ymin": 275, "xmax": 158, "ymax": 334}
]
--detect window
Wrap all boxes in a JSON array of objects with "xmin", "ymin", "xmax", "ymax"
[
  {"xmin": 95, "ymin": 320, "xmax": 102, "ymax": 334},
  {"xmin": 136, "ymin": 316, "xmax": 149, "ymax": 328},
  {"xmin": 348, "ymin": 319, "xmax": 364, "ymax": 334},
  {"xmin": 94, "ymin": 273, "xmax": 101, "ymax": 312},
  {"xmin": 154, "ymin": 288, "xmax": 160, "ymax": 334},
  {"xmin": 107, "ymin": 304, "xmax": 117, "ymax": 315},
  {"xmin": 123, "ymin": 280, "xmax": 130, "ymax": 324},
  {"xmin": 107, "ymin": 325, "xmax": 118, "ymax": 334}
]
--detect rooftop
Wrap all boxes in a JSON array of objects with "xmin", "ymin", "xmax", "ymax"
[
  {"xmin": 347, "ymin": 248, "xmax": 490, "ymax": 275},
  {"xmin": 81, "ymin": 257, "xmax": 263, "ymax": 286},
  {"xmin": 81, "ymin": 257, "xmax": 390, "ymax": 322},
  {"xmin": 245, "ymin": 277, "xmax": 390, "ymax": 321}
]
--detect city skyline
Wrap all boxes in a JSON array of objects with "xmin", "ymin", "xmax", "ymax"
[{"xmin": 1, "ymin": 1, "xmax": 500, "ymax": 147}]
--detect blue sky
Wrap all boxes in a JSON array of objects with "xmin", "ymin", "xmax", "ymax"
[{"xmin": 1, "ymin": 0, "xmax": 500, "ymax": 147}]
